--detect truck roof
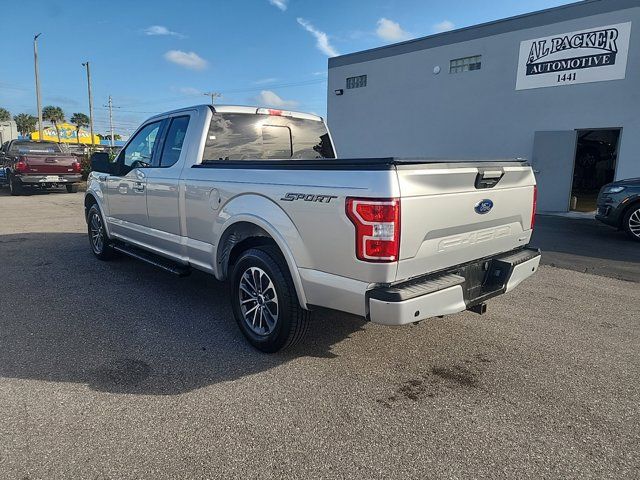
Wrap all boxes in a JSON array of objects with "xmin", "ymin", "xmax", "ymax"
[{"xmin": 146, "ymin": 104, "xmax": 323, "ymax": 123}]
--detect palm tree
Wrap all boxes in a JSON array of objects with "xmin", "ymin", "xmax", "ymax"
[
  {"xmin": 0, "ymin": 107, "xmax": 11, "ymax": 122},
  {"xmin": 70, "ymin": 113, "xmax": 90, "ymax": 144},
  {"xmin": 42, "ymin": 105, "xmax": 65, "ymax": 142},
  {"xmin": 13, "ymin": 113, "xmax": 38, "ymax": 137}
]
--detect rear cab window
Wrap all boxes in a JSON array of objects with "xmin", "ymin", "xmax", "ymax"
[
  {"xmin": 202, "ymin": 112, "xmax": 335, "ymax": 161},
  {"xmin": 9, "ymin": 142, "xmax": 62, "ymax": 154}
]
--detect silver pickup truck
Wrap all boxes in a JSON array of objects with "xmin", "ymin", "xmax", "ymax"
[{"xmin": 85, "ymin": 104, "xmax": 540, "ymax": 352}]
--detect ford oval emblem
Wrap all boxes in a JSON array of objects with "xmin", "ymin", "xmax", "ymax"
[{"xmin": 474, "ymin": 199, "xmax": 493, "ymax": 214}]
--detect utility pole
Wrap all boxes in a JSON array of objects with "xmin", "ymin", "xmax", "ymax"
[
  {"xmin": 106, "ymin": 95, "xmax": 114, "ymax": 147},
  {"xmin": 204, "ymin": 92, "xmax": 222, "ymax": 105},
  {"xmin": 33, "ymin": 33, "xmax": 43, "ymax": 142},
  {"xmin": 82, "ymin": 61, "xmax": 95, "ymax": 149}
]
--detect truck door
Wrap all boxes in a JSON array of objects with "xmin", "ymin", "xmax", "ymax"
[
  {"xmin": 106, "ymin": 120, "xmax": 164, "ymax": 243},
  {"xmin": 144, "ymin": 114, "xmax": 192, "ymax": 256}
]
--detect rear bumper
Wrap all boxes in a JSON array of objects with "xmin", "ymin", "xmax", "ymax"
[
  {"xmin": 17, "ymin": 174, "xmax": 82, "ymax": 184},
  {"xmin": 368, "ymin": 247, "xmax": 541, "ymax": 326}
]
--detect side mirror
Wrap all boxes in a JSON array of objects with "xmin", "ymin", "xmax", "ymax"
[{"xmin": 90, "ymin": 152, "xmax": 114, "ymax": 174}]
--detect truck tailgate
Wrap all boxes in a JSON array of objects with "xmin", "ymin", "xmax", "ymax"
[
  {"xmin": 22, "ymin": 154, "xmax": 78, "ymax": 175},
  {"xmin": 396, "ymin": 162, "xmax": 536, "ymax": 281}
]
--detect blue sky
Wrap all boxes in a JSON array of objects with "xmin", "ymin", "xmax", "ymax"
[{"xmin": 0, "ymin": 0, "xmax": 575, "ymax": 137}]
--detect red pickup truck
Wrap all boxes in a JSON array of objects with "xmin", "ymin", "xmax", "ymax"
[{"xmin": 0, "ymin": 140, "xmax": 82, "ymax": 195}]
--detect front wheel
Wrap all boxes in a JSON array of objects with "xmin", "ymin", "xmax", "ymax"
[
  {"xmin": 230, "ymin": 246, "xmax": 310, "ymax": 353},
  {"xmin": 623, "ymin": 205, "xmax": 640, "ymax": 242},
  {"xmin": 87, "ymin": 204, "xmax": 113, "ymax": 260}
]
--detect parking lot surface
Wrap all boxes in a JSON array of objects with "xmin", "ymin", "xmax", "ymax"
[
  {"xmin": 532, "ymin": 214, "xmax": 640, "ymax": 283},
  {"xmin": 1, "ymin": 190, "xmax": 639, "ymax": 479}
]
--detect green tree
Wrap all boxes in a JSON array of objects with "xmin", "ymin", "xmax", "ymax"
[
  {"xmin": 70, "ymin": 112, "xmax": 90, "ymax": 145},
  {"xmin": 13, "ymin": 113, "xmax": 38, "ymax": 137},
  {"xmin": 0, "ymin": 107, "xmax": 11, "ymax": 122},
  {"xmin": 98, "ymin": 133, "xmax": 122, "ymax": 141},
  {"xmin": 42, "ymin": 105, "xmax": 65, "ymax": 142}
]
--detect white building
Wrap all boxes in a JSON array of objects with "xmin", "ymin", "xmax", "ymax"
[{"xmin": 327, "ymin": 0, "xmax": 639, "ymax": 212}]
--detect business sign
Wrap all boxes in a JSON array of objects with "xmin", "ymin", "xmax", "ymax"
[
  {"xmin": 516, "ymin": 22, "xmax": 632, "ymax": 90},
  {"xmin": 30, "ymin": 122, "xmax": 100, "ymax": 144}
]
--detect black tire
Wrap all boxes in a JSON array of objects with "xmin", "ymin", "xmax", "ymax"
[
  {"xmin": 66, "ymin": 184, "xmax": 79, "ymax": 193},
  {"xmin": 87, "ymin": 204, "xmax": 113, "ymax": 260},
  {"xmin": 230, "ymin": 246, "xmax": 310, "ymax": 353},
  {"xmin": 9, "ymin": 175, "xmax": 23, "ymax": 196},
  {"xmin": 622, "ymin": 204, "xmax": 640, "ymax": 242}
]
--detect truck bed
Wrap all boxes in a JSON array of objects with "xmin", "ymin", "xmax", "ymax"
[{"xmin": 195, "ymin": 157, "xmax": 529, "ymax": 169}]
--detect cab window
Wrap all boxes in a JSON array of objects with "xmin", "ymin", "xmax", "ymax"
[
  {"xmin": 159, "ymin": 116, "xmax": 190, "ymax": 167},
  {"xmin": 122, "ymin": 121, "xmax": 162, "ymax": 168}
]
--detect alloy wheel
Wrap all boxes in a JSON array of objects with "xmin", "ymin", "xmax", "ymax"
[
  {"xmin": 90, "ymin": 211, "xmax": 105, "ymax": 254},
  {"xmin": 238, "ymin": 267, "xmax": 279, "ymax": 336},
  {"xmin": 628, "ymin": 208, "xmax": 640, "ymax": 239}
]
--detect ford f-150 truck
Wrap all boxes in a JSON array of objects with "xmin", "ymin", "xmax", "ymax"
[
  {"xmin": 0, "ymin": 140, "xmax": 82, "ymax": 195},
  {"xmin": 85, "ymin": 104, "xmax": 540, "ymax": 352}
]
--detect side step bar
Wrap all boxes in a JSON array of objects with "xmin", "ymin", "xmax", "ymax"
[{"xmin": 111, "ymin": 242, "xmax": 191, "ymax": 277}]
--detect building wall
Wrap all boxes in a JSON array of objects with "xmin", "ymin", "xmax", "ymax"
[
  {"xmin": 0, "ymin": 121, "xmax": 18, "ymax": 144},
  {"xmin": 327, "ymin": 4, "xmax": 640, "ymax": 182}
]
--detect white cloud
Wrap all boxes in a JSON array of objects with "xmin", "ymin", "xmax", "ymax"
[
  {"xmin": 256, "ymin": 90, "xmax": 299, "ymax": 108},
  {"xmin": 433, "ymin": 20, "xmax": 455, "ymax": 33},
  {"xmin": 254, "ymin": 78, "xmax": 278, "ymax": 85},
  {"xmin": 164, "ymin": 50, "xmax": 208, "ymax": 70},
  {"xmin": 268, "ymin": 0, "xmax": 287, "ymax": 11},
  {"xmin": 178, "ymin": 87, "xmax": 201, "ymax": 95},
  {"xmin": 144, "ymin": 25, "xmax": 184, "ymax": 38},
  {"xmin": 296, "ymin": 18, "xmax": 339, "ymax": 57},
  {"xmin": 376, "ymin": 18, "xmax": 410, "ymax": 42}
]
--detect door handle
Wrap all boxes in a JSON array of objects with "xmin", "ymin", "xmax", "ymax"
[{"xmin": 133, "ymin": 182, "xmax": 145, "ymax": 192}]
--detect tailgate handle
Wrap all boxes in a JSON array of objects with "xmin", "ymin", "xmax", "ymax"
[
  {"xmin": 45, "ymin": 157, "xmax": 58, "ymax": 163},
  {"xmin": 475, "ymin": 168, "xmax": 504, "ymax": 189}
]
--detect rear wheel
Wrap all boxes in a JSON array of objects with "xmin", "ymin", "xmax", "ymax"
[
  {"xmin": 623, "ymin": 204, "xmax": 640, "ymax": 242},
  {"xmin": 66, "ymin": 184, "xmax": 79, "ymax": 193},
  {"xmin": 87, "ymin": 204, "xmax": 113, "ymax": 260},
  {"xmin": 9, "ymin": 175, "xmax": 23, "ymax": 196},
  {"xmin": 230, "ymin": 246, "xmax": 310, "ymax": 353}
]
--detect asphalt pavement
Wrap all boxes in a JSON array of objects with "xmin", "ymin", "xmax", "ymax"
[
  {"xmin": 0, "ymin": 189, "xmax": 639, "ymax": 479},
  {"xmin": 532, "ymin": 214, "xmax": 640, "ymax": 282}
]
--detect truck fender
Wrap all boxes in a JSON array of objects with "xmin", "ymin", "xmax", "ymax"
[
  {"xmin": 214, "ymin": 194, "xmax": 312, "ymax": 309},
  {"xmin": 84, "ymin": 180, "xmax": 110, "ymax": 236}
]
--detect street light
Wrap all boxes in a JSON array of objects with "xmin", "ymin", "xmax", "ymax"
[
  {"xmin": 33, "ymin": 33, "xmax": 43, "ymax": 142},
  {"xmin": 82, "ymin": 61, "xmax": 95, "ymax": 149},
  {"xmin": 204, "ymin": 92, "xmax": 222, "ymax": 105}
]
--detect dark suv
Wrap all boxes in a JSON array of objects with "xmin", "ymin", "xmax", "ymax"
[{"xmin": 596, "ymin": 178, "xmax": 640, "ymax": 242}]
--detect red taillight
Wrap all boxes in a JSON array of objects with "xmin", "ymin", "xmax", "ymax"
[
  {"xmin": 72, "ymin": 161, "xmax": 82, "ymax": 173},
  {"xmin": 15, "ymin": 160, "xmax": 28, "ymax": 173},
  {"xmin": 346, "ymin": 197, "xmax": 400, "ymax": 262},
  {"xmin": 531, "ymin": 185, "xmax": 538, "ymax": 230}
]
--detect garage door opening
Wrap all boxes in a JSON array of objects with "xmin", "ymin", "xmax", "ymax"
[{"xmin": 570, "ymin": 129, "xmax": 620, "ymax": 212}]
